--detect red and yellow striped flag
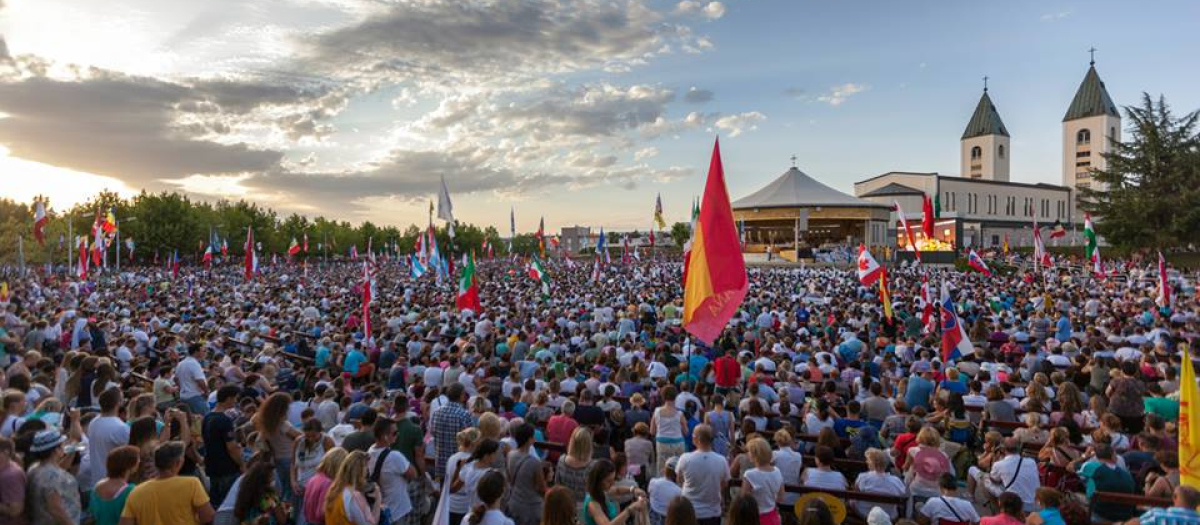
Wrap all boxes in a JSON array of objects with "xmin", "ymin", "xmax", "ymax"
[{"xmin": 683, "ymin": 138, "xmax": 748, "ymax": 344}]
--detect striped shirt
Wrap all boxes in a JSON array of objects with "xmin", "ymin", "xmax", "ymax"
[
  {"xmin": 1137, "ymin": 507, "xmax": 1200, "ymax": 525},
  {"xmin": 430, "ymin": 401, "xmax": 473, "ymax": 478}
]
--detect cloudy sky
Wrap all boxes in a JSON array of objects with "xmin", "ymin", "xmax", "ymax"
[{"xmin": 0, "ymin": 0, "xmax": 1197, "ymax": 232}]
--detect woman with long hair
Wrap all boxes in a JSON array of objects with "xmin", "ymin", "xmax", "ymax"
[
  {"xmin": 324, "ymin": 450, "xmax": 380, "ymax": 525},
  {"xmin": 649, "ymin": 386, "xmax": 687, "ymax": 473},
  {"xmin": 724, "ymin": 494, "xmax": 760, "ymax": 525},
  {"xmin": 293, "ymin": 418, "xmax": 335, "ymax": 502},
  {"xmin": 464, "ymin": 470, "xmax": 514, "ymax": 525},
  {"xmin": 540, "ymin": 486, "xmax": 578, "ymax": 525},
  {"xmin": 304, "ymin": 447, "xmax": 350, "ymax": 525},
  {"xmin": 583, "ymin": 459, "xmax": 646, "ymax": 525},
  {"xmin": 555, "ymin": 427, "xmax": 595, "ymax": 513},
  {"xmin": 234, "ymin": 461, "xmax": 287, "ymax": 525},
  {"xmin": 127, "ymin": 416, "xmax": 160, "ymax": 483},
  {"xmin": 453, "ymin": 439, "xmax": 502, "ymax": 525},
  {"xmin": 256, "ymin": 392, "xmax": 302, "ymax": 501},
  {"xmin": 663, "ymin": 496, "xmax": 696, "ymax": 525},
  {"xmin": 434, "ymin": 428, "xmax": 483, "ymax": 525}
]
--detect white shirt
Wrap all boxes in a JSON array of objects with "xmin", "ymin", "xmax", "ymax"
[
  {"xmin": 647, "ymin": 477, "xmax": 681, "ymax": 515},
  {"xmin": 772, "ymin": 448, "xmax": 804, "ymax": 505},
  {"xmin": 461, "ymin": 509, "xmax": 514, "ymax": 525},
  {"xmin": 676, "ymin": 450, "xmax": 729, "ymax": 519},
  {"xmin": 84, "ymin": 415, "xmax": 130, "ymax": 488},
  {"xmin": 920, "ymin": 495, "xmax": 980, "ymax": 523},
  {"xmin": 743, "ymin": 467, "xmax": 783, "ymax": 513},
  {"xmin": 801, "ymin": 468, "xmax": 847, "ymax": 491},
  {"xmin": 369, "ymin": 445, "xmax": 414, "ymax": 519},
  {"xmin": 175, "ymin": 356, "xmax": 206, "ymax": 399},
  {"xmin": 988, "ymin": 454, "xmax": 1040, "ymax": 511},
  {"xmin": 424, "ymin": 365, "xmax": 444, "ymax": 389},
  {"xmin": 853, "ymin": 471, "xmax": 907, "ymax": 519}
]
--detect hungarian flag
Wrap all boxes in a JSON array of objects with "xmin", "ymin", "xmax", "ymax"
[
  {"xmin": 202, "ymin": 245, "xmax": 213, "ymax": 268},
  {"xmin": 456, "ymin": 252, "xmax": 482, "ymax": 312},
  {"xmin": 654, "ymin": 193, "xmax": 666, "ymax": 229},
  {"xmin": 244, "ymin": 227, "xmax": 257, "ymax": 280},
  {"xmin": 33, "ymin": 201, "xmax": 47, "ymax": 246},
  {"xmin": 1158, "ymin": 251, "xmax": 1171, "ymax": 308},
  {"xmin": 682, "ymin": 197, "xmax": 700, "ymax": 283},
  {"xmin": 856, "ymin": 245, "xmax": 883, "ymax": 286},
  {"xmin": 1084, "ymin": 213, "xmax": 1101, "ymax": 275},
  {"xmin": 1049, "ymin": 220, "xmax": 1067, "ymax": 239},
  {"xmin": 682, "ymin": 138, "xmax": 749, "ymax": 345},
  {"xmin": 288, "ymin": 237, "xmax": 301, "ymax": 256},
  {"xmin": 894, "ymin": 200, "xmax": 921, "ymax": 262},
  {"xmin": 921, "ymin": 193, "xmax": 934, "ymax": 239},
  {"xmin": 940, "ymin": 282, "xmax": 974, "ymax": 362},
  {"xmin": 919, "ymin": 272, "xmax": 934, "ymax": 332},
  {"xmin": 966, "ymin": 249, "xmax": 991, "ymax": 277},
  {"xmin": 529, "ymin": 256, "xmax": 550, "ymax": 298}
]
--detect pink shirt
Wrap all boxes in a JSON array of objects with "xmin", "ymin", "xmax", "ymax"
[{"xmin": 303, "ymin": 472, "xmax": 334, "ymax": 524}]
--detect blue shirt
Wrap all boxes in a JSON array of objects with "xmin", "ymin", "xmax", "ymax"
[
  {"xmin": 1056, "ymin": 316, "xmax": 1072, "ymax": 342},
  {"xmin": 315, "ymin": 346, "xmax": 331, "ymax": 368},
  {"xmin": 905, "ymin": 375, "xmax": 934, "ymax": 410},
  {"xmin": 343, "ymin": 349, "xmax": 367, "ymax": 375},
  {"xmin": 1136, "ymin": 507, "xmax": 1200, "ymax": 525}
]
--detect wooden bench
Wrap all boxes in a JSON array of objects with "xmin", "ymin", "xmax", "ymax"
[
  {"xmin": 730, "ymin": 475, "xmax": 909, "ymax": 520},
  {"xmin": 1093, "ymin": 491, "xmax": 1172, "ymax": 510}
]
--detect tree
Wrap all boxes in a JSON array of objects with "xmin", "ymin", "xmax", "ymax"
[
  {"xmin": 1082, "ymin": 94, "xmax": 1200, "ymax": 248},
  {"xmin": 670, "ymin": 221, "xmax": 691, "ymax": 248}
]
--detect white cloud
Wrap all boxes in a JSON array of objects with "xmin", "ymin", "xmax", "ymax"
[
  {"xmin": 817, "ymin": 83, "xmax": 868, "ymax": 106},
  {"xmin": 633, "ymin": 147, "xmax": 658, "ymax": 161},
  {"xmin": 703, "ymin": 2, "xmax": 726, "ymax": 19},
  {"xmin": 1040, "ymin": 10, "xmax": 1072, "ymax": 21},
  {"xmin": 676, "ymin": 1, "xmax": 701, "ymax": 15},
  {"xmin": 713, "ymin": 111, "xmax": 766, "ymax": 137}
]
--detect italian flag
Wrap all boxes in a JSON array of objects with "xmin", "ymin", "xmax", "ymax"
[
  {"xmin": 1084, "ymin": 213, "xmax": 1101, "ymax": 276},
  {"xmin": 529, "ymin": 256, "xmax": 550, "ymax": 298},
  {"xmin": 455, "ymin": 252, "xmax": 481, "ymax": 312}
]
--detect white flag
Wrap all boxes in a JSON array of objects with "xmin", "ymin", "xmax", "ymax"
[{"xmin": 438, "ymin": 175, "xmax": 455, "ymax": 223}]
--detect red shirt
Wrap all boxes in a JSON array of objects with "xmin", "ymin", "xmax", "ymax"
[
  {"xmin": 545, "ymin": 414, "xmax": 578, "ymax": 460},
  {"xmin": 714, "ymin": 356, "xmax": 740, "ymax": 388}
]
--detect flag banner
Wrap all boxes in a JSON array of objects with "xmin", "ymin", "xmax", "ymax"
[
  {"xmin": 856, "ymin": 245, "xmax": 882, "ymax": 286},
  {"xmin": 879, "ymin": 267, "xmax": 893, "ymax": 324},
  {"xmin": 921, "ymin": 194, "xmax": 934, "ymax": 239},
  {"xmin": 682, "ymin": 138, "xmax": 748, "ymax": 345},
  {"xmin": 894, "ymin": 200, "xmax": 921, "ymax": 262},
  {"xmin": 33, "ymin": 201, "xmax": 47, "ymax": 246},
  {"xmin": 1049, "ymin": 220, "xmax": 1067, "ymax": 239},
  {"xmin": 456, "ymin": 252, "xmax": 482, "ymax": 312},
  {"xmin": 438, "ymin": 175, "xmax": 455, "ymax": 222},
  {"xmin": 654, "ymin": 193, "xmax": 666, "ymax": 229},
  {"xmin": 939, "ymin": 281, "xmax": 974, "ymax": 362},
  {"xmin": 1159, "ymin": 251, "xmax": 1171, "ymax": 307},
  {"xmin": 1180, "ymin": 347, "xmax": 1200, "ymax": 488},
  {"xmin": 529, "ymin": 256, "xmax": 550, "ymax": 298},
  {"xmin": 966, "ymin": 249, "xmax": 992, "ymax": 277}
]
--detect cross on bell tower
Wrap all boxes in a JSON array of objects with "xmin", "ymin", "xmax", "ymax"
[
  {"xmin": 1089, "ymin": 47, "xmax": 1096, "ymax": 66},
  {"xmin": 789, "ymin": 154, "xmax": 797, "ymax": 168}
]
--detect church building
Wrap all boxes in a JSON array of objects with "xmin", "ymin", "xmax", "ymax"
[{"xmin": 854, "ymin": 56, "xmax": 1120, "ymax": 252}]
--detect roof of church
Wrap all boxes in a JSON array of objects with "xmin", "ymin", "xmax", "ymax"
[
  {"xmin": 961, "ymin": 91, "xmax": 1009, "ymax": 140},
  {"xmin": 1064, "ymin": 65, "xmax": 1120, "ymax": 122},
  {"xmin": 859, "ymin": 183, "xmax": 924, "ymax": 198},
  {"xmin": 733, "ymin": 166, "xmax": 889, "ymax": 209}
]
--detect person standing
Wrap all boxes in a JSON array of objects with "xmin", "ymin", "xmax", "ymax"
[
  {"xmin": 675, "ymin": 425, "xmax": 728, "ymax": 525},
  {"xmin": 650, "ymin": 387, "xmax": 687, "ymax": 475},
  {"xmin": 203, "ymin": 385, "xmax": 245, "ymax": 509},
  {"xmin": 430, "ymin": 383, "xmax": 473, "ymax": 480},
  {"xmin": 739, "ymin": 438, "xmax": 783, "ymax": 525},
  {"xmin": 369, "ymin": 417, "xmax": 418, "ymax": 525},
  {"xmin": 175, "ymin": 343, "xmax": 210, "ymax": 416},
  {"xmin": 84, "ymin": 388, "xmax": 128, "ymax": 491},
  {"xmin": 506, "ymin": 423, "xmax": 547, "ymax": 525},
  {"xmin": 0, "ymin": 437, "xmax": 24, "ymax": 525},
  {"xmin": 120, "ymin": 441, "xmax": 215, "ymax": 525},
  {"xmin": 26, "ymin": 429, "xmax": 82, "ymax": 525}
]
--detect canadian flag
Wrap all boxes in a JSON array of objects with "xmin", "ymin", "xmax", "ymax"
[{"xmin": 856, "ymin": 245, "xmax": 882, "ymax": 286}]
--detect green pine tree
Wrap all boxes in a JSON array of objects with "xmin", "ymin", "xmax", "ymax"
[{"xmin": 1082, "ymin": 94, "xmax": 1200, "ymax": 249}]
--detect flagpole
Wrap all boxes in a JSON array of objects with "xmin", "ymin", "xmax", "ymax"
[
  {"xmin": 17, "ymin": 235, "xmax": 25, "ymax": 277},
  {"xmin": 67, "ymin": 220, "xmax": 73, "ymax": 272}
]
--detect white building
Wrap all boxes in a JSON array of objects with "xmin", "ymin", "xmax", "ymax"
[{"xmin": 854, "ymin": 58, "xmax": 1120, "ymax": 252}]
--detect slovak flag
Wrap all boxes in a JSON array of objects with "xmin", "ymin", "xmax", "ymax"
[
  {"xmin": 856, "ymin": 245, "xmax": 883, "ymax": 286},
  {"xmin": 940, "ymin": 282, "xmax": 974, "ymax": 362},
  {"xmin": 966, "ymin": 250, "xmax": 991, "ymax": 277}
]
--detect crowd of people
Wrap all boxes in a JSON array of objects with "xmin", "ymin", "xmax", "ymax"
[{"xmin": 0, "ymin": 251, "xmax": 1195, "ymax": 525}]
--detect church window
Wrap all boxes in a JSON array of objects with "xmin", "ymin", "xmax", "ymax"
[
  {"xmin": 970, "ymin": 146, "xmax": 982, "ymax": 160},
  {"xmin": 1077, "ymin": 129, "xmax": 1091, "ymax": 145},
  {"xmin": 1110, "ymin": 127, "xmax": 1116, "ymax": 139},
  {"xmin": 998, "ymin": 144, "xmax": 1005, "ymax": 158}
]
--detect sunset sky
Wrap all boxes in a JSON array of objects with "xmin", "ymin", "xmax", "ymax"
[{"xmin": 0, "ymin": 0, "xmax": 1197, "ymax": 232}]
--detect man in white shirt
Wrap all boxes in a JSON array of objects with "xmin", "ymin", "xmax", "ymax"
[
  {"xmin": 920, "ymin": 473, "xmax": 981, "ymax": 524},
  {"xmin": 676, "ymin": 425, "xmax": 728, "ymax": 525},
  {"xmin": 175, "ymin": 343, "xmax": 210, "ymax": 415},
  {"xmin": 83, "ymin": 388, "xmax": 129, "ymax": 489},
  {"xmin": 967, "ymin": 437, "xmax": 1039, "ymax": 511},
  {"xmin": 369, "ymin": 417, "xmax": 417, "ymax": 524}
]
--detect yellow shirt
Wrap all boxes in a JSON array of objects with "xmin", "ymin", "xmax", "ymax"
[{"xmin": 120, "ymin": 475, "xmax": 209, "ymax": 525}]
